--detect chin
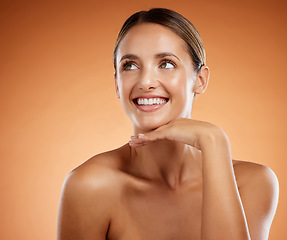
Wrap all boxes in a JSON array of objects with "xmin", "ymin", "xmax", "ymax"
[{"xmin": 133, "ymin": 117, "xmax": 171, "ymax": 133}]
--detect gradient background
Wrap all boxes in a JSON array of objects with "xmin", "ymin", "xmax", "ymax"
[{"xmin": 0, "ymin": 0, "xmax": 286, "ymax": 239}]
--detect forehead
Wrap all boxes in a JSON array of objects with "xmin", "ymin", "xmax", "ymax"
[{"xmin": 117, "ymin": 23, "xmax": 189, "ymax": 60}]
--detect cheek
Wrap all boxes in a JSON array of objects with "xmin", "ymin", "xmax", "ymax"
[
  {"xmin": 117, "ymin": 77, "xmax": 133, "ymax": 97},
  {"xmin": 161, "ymin": 71, "xmax": 193, "ymax": 97}
]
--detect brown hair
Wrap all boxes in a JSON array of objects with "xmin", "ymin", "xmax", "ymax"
[{"xmin": 113, "ymin": 8, "xmax": 206, "ymax": 75}]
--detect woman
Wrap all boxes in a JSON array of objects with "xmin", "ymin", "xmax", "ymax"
[{"xmin": 57, "ymin": 8, "xmax": 279, "ymax": 240}]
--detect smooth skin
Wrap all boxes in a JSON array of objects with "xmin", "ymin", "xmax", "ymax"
[{"xmin": 57, "ymin": 23, "xmax": 279, "ymax": 240}]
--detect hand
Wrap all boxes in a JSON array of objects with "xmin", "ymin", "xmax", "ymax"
[{"xmin": 129, "ymin": 118, "xmax": 227, "ymax": 150}]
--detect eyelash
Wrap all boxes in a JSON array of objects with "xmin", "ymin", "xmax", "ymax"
[
  {"xmin": 159, "ymin": 59, "xmax": 177, "ymax": 69},
  {"xmin": 121, "ymin": 58, "xmax": 177, "ymax": 72},
  {"xmin": 121, "ymin": 61, "xmax": 137, "ymax": 71}
]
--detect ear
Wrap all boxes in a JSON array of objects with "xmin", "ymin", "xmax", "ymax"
[
  {"xmin": 114, "ymin": 72, "xmax": 120, "ymax": 98},
  {"xmin": 193, "ymin": 65, "xmax": 210, "ymax": 95}
]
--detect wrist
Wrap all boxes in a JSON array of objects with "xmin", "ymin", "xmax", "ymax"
[{"xmin": 198, "ymin": 125, "xmax": 229, "ymax": 151}]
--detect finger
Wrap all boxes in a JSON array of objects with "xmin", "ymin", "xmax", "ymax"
[
  {"xmin": 129, "ymin": 124, "xmax": 170, "ymax": 146},
  {"xmin": 129, "ymin": 135, "xmax": 151, "ymax": 145},
  {"xmin": 129, "ymin": 139, "xmax": 149, "ymax": 148},
  {"xmin": 139, "ymin": 129, "xmax": 168, "ymax": 142},
  {"xmin": 129, "ymin": 142, "xmax": 145, "ymax": 148}
]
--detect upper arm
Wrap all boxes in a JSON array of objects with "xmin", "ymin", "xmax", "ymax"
[
  {"xmin": 57, "ymin": 168, "xmax": 114, "ymax": 240},
  {"xmin": 237, "ymin": 163, "xmax": 279, "ymax": 240}
]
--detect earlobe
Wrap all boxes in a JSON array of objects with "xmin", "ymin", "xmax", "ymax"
[{"xmin": 193, "ymin": 65, "xmax": 210, "ymax": 95}]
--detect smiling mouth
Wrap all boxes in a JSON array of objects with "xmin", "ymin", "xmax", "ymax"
[{"xmin": 133, "ymin": 97, "xmax": 169, "ymax": 106}]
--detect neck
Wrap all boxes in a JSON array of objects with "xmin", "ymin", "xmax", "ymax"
[{"xmin": 129, "ymin": 139, "xmax": 197, "ymax": 190}]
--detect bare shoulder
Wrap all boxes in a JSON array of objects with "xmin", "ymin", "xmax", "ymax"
[
  {"xmin": 232, "ymin": 159, "xmax": 279, "ymax": 238},
  {"xmin": 232, "ymin": 159, "xmax": 279, "ymax": 191},
  {"xmin": 232, "ymin": 159, "xmax": 279, "ymax": 202},
  {"xmin": 57, "ymin": 144, "xmax": 130, "ymax": 240},
  {"xmin": 63, "ymin": 144, "xmax": 130, "ymax": 194}
]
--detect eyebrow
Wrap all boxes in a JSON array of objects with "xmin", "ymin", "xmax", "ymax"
[
  {"xmin": 120, "ymin": 54, "xmax": 139, "ymax": 62},
  {"xmin": 120, "ymin": 52, "xmax": 181, "ymax": 62},
  {"xmin": 155, "ymin": 52, "xmax": 181, "ymax": 62}
]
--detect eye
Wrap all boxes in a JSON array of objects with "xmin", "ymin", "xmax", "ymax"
[
  {"xmin": 159, "ymin": 60, "xmax": 176, "ymax": 69},
  {"xmin": 122, "ymin": 61, "xmax": 138, "ymax": 71}
]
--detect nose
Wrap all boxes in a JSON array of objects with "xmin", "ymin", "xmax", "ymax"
[{"xmin": 137, "ymin": 67, "xmax": 159, "ymax": 91}]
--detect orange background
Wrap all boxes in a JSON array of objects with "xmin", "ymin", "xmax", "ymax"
[{"xmin": 0, "ymin": 0, "xmax": 286, "ymax": 239}]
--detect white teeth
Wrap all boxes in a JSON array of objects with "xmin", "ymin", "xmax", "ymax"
[{"xmin": 136, "ymin": 98, "xmax": 167, "ymax": 106}]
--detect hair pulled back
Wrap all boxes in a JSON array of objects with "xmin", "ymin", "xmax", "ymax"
[{"xmin": 113, "ymin": 8, "xmax": 206, "ymax": 75}]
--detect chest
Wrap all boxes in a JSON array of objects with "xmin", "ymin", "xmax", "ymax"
[{"xmin": 108, "ymin": 183, "xmax": 203, "ymax": 240}]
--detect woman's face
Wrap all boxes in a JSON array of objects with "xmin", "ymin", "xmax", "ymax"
[{"xmin": 115, "ymin": 23, "xmax": 199, "ymax": 133}]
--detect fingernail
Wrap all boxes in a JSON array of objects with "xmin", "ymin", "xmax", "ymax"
[
  {"xmin": 129, "ymin": 141, "xmax": 136, "ymax": 147},
  {"xmin": 138, "ymin": 133, "xmax": 145, "ymax": 138}
]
